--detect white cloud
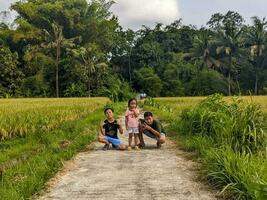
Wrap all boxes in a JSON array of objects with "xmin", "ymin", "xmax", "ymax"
[
  {"xmin": 1, "ymin": 0, "xmax": 180, "ymax": 29},
  {"xmin": 111, "ymin": 0, "xmax": 180, "ymax": 30},
  {"xmin": 0, "ymin": 0, "xmax": 17, "ymax": 23},
  {"xmin": 0, "ymin": 0, "xmax": 15, "ymax": 10}
]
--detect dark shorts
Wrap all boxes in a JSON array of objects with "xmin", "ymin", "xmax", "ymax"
[{"xmin": 143, "ymin": 130, "xmax": 165, "ymax": 140}]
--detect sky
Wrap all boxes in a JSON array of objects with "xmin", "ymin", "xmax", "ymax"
[{"xmin": 1, "ymin": 0, "xmax": 267, "ymax": 30}]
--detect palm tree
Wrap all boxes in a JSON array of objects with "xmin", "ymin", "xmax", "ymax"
[
  {"xmin": 208, "ymin": 11, "xmax": 244, "ymax": 96},
  {"xmin": 125, "ymin": 29, "xmax": 135, "ymax": 85},
  {"xmin": 42, "ymin": 22, "xmax": 77, "ymax": 97},
  {"xmin": 215, "ymin": 27, "xmax": 243, "ymax": 96},
  {"xmin": 72, "ymin": 43, "xmax": 107, "ymax": 96},
  {"xmin": 246, "ymin": 17, "xmax": 267, "ymax": 95},
  {"xmin": 189, "ymin": 28, "xmax": 220, "ymax": 70}
]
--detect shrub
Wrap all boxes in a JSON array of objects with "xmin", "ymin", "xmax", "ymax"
[{"xmin": 186, "ymin": 70, "xmax": 228, "ymax": 96}]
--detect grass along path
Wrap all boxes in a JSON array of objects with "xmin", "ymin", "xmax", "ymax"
[
  {"xmin": 38, "ymin": 111, "xmax": 219, "ymax": 200},
  {"xmin": 142, "ymin": 96, "xmax": 267, "ymax": 200},
  {"xmin": 0, "ymin": 99, "xmax": 123, "ymax": 200}
]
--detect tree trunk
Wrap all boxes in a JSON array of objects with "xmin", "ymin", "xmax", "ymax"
[
  {"xmin": 228, "ymin": 56, "xmax": 232, "ymax": 96},
  {"xmin": 87, "ymin": 82, "xmax": 91, "ymax": 97},
  {"xmin": 56, "ymin": 44, "xmax": 60, "ymax": 98},
  {"xmin": 128, "ymin": 47, "xmax": 132, "ymax": 84},
  {"xmin": 255, "ymin": 73, "xmax": 258, "ymax": 95},
  {"xmin": 236, "ymin": 80, "xmax": 241, "ymax": 96},
  {"xmin": 128, "ymin": 54, "xmax": 131, "ymax": 84},
  {"xmin": 228, "ymin": 72, "xmax": 231, "ymax": 96},
  {"xmin": 88, "ymin": 72, "xmax": 91, "ymax": 97}
]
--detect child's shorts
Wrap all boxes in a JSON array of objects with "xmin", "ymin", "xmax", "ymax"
[
  {"xmin": 127, "ymin": 127, "xmax": 139, "ymax": 134},
  {"xmin": 104, "ymin": 136, "xmax": 123, "ymax": 146}
]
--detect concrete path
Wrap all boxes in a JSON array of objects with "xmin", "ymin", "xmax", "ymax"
[{"xmin": 38, "ymin": 114, "xmax": 218, "ymax": 200}]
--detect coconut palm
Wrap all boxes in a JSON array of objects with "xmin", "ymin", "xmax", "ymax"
[
  {"xmin": 246, "ymin": 17, "xmax": 267, "ymax": 95},
  {"xmin": 42, "ymin": 22, "xmax": 78, "ymax": 97},
  {"xmin": 208, "ymin": 11, "xmax": 244, "ymax": 96},
  {"xmin": 215, "ymin": 28, "xmax": 243, "ymax": 95},
  {"xmin": 189, "ymin": 28, "xmax": 220, "ymax": 70},
  {"xmin": 72, "ymin": 43, "xmax": 108, "ymax": 96}
]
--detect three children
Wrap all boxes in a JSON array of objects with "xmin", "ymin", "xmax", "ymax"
[{"xmin": 98, "ymin": 98, "xmax": 165, "ymax": 151}]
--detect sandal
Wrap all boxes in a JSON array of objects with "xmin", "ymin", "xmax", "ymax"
[
  {"xmin": 156, "ymin": 141, "xmax": 161, "ymax": 149},
  {"xmin": 137, "ymin": 143, "xmax": 146, "ymax": 149},
  {"xmin": 103, "ymin": 143, "xmax": 110, "ymax": 151}
]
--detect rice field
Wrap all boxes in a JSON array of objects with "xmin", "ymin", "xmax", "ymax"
[
  {"xmin": 0, "ymin": 97, "xmax": 121, "ymax": 200},
  {"xmin": 0, "ymin": 98, "xmax": 110, "ymax": 140},
  {"xmin": 153, "ymin": 96, "xmax": 267, "ymax": 114}
]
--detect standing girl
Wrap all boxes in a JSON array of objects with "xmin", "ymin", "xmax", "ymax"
[{"xmin": 125, "ymin": 98, "xmax": 140, "ymax": 150}]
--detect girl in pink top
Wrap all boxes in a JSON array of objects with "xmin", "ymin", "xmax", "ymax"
[{"xmin": 125, "ymin": 98, "xmax": 140, "ymax": 150}]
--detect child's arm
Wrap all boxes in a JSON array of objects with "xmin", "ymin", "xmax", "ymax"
[
  {"xmin": 125, "ymin": 116, "xmax": 128, "ymax": 130},
  {"xmin": 99, "ymin": 122, "xmax": 105, "ymax": 135},
  {"xmin": 118, "ymin": 120, "xmax": 124, "ymax": 135},
  {"xmin": 125, "ymin": 111, "xmax": 129, "ymax": 130},
  {"xmin": 143, "ymin": 123, "xmax": 161, "ymax": 138},
  {"xmin": 133, "ymin": 108, "xmax": 140, "ymax": 117}
]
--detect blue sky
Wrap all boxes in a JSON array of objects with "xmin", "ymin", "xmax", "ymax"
[{"xmin": 1, "ymin": 0, "xmax": 267, "ymax": 29}]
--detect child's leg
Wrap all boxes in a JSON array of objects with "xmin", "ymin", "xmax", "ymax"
[
  {"xmin": 128, "ymin": 133, "xmax": 133, "ymax": 147},
  {"xmin": 98, "ymin": 135, "xmax": 110, "ymax": 150},
  {"xmin": 118, "ymin": 144, "xmax": 127, "ymax": 150},
  {"xmin": 134, "ymin": 134, "xmax": 139, "ymax": 147},
  {"xmin": 98, "ymin": 135, "xmax": 108, "ymax": 144},
  {"xmin": 138, "ymin": 124, "xmax": 145, "ymax": 147}
]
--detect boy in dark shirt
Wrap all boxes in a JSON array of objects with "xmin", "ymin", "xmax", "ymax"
[
  {"xmin": 98, "ymin": 107, "xmax": 126, "ymax": 150},
  {"xmin": 139, "ymin": 112, "xmax": 166, "ymax": 148}
]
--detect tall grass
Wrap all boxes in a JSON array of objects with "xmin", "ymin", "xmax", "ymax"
[
  {"xmin": 143, "ymin": 95, "xmax": 267, "ymax": 200},
  {"xmin": 180, "ymin": 95, "xmax": 266, "ymax": 154},
  {"xmin": 204, "ymin": 148, "xmax": 267, "ymax": 200}
]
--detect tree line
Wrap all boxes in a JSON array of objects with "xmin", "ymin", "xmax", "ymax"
[{"xmin": 1, "ymin": 0, "xmax": 267, "ymax": 99}]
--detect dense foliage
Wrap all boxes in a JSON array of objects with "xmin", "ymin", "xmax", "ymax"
[{"xmin": 1, "ymin": 1, "xmax": 267, "ymax": 98}]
